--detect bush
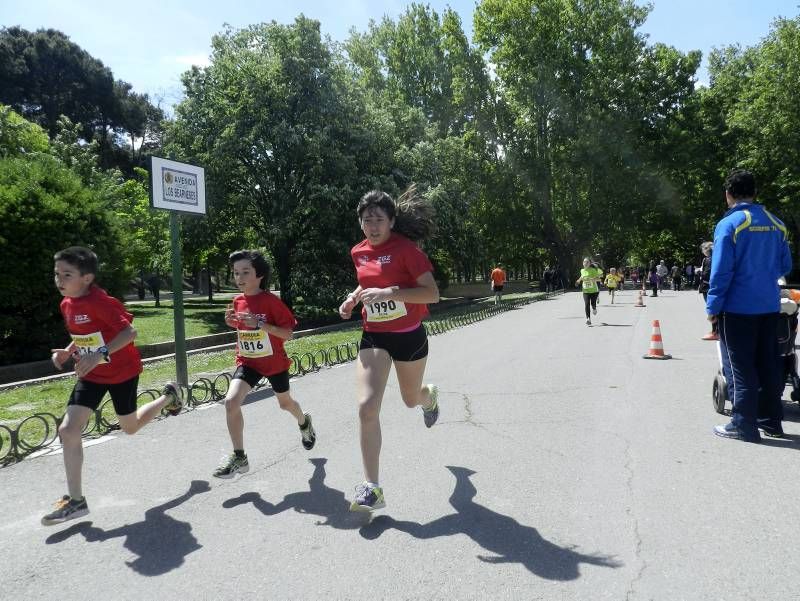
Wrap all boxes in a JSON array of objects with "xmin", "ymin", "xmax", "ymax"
[{"xmin": 0, "ymin": 154, "xmax": 128, "ymax": 365}]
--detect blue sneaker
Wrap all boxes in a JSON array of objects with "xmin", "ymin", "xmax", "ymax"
[
  {"xmin": 350, "ymin": 482, "xmax": 385, "ymax": 512},
  {"xmin": 714, "ymin": 423, "xmax": 760, "ymax": 443},
  {"xmin": 422, "ymin": 384, "xmax": 439, "ymax": 428}
]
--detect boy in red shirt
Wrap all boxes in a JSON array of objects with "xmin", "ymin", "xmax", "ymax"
[
  {"xmin": 212, "ymin": 249, "xmax": 316, "ymax": 478},
  {"xmin": 42, "ymin": 247, "xmax": 183, "ymax": 525}
]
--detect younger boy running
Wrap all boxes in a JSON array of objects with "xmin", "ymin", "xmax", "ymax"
[
  {"xmin": 43, "ymin": 247, "xmax": 183, "ymax": 525},
  {"xmin": 212, "ymin": 250, "xmax": 316, "ymax": 478}
]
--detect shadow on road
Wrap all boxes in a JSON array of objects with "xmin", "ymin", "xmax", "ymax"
[
  {"xmin": 222, "ymin": 458, "xmax": 366, "ymax": 529},
  {"xmin": 359, "ymin": 466, "xmax": 622, "ymax": 580},
  {"xmin": 44, "ymin": 480, "xmax": 211, "ymax": 576}
]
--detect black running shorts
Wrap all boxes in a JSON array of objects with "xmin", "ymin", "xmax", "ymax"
[
  {"xmin": 68, "ymin": 375, "xmax": 140, "ymax": 416},
  {"xmin": 232, "ymin": 365, "xmax": 290, "ymax": 393},
  {"xmin": 359, "ymin": 325, "xmax": 428, "ymax": 362}
]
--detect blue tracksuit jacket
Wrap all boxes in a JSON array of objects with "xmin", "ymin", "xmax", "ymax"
[{"xmin": 706, "ymin": 202, "xmax": 792, "ymax": 315}]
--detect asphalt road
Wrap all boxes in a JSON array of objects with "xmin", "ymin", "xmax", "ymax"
[{"xmin": 2, "ymin": 288, "xmax": 799, "ymax": 600}]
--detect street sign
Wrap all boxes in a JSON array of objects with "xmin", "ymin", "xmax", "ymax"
[
  {"xmin": 149, "ymin": 156, "xmax": 206, "ymax": 215},
  {"xmin": 148, "ymin": 157, "xmax": 207, "ymax": 388}
]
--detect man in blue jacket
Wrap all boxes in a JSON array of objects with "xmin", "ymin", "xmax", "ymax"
[{"xmin": 708, "ymin": 169, "xmax": 792, "ymax": 442}]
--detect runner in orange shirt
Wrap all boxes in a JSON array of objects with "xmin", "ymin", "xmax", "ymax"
[{"xmin": 490, "ymin": 264, "xmax": 506, "ymax": 305}]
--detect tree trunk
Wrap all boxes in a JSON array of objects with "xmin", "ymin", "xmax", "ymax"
[
  {"xmin": 207, "ymin": 259, "xmax": 213, "ymax": 302},
  {"xmin": 274, "ymin": 237, "xmax": 293, "ymax": 310}
]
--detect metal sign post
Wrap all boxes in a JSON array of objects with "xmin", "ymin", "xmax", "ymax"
[{"xmin": 149, "ymin": 156, "xmax": 206, "ymax": 388}]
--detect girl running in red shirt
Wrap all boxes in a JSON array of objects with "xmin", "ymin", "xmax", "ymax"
[{"xmin": 338, "ymin": 186, "xmax": 440, "ymax": 511}]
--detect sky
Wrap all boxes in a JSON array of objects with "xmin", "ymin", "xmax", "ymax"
[{"xmin": 2, "ymin": 0, "xmax": 798, "ymax": 108}]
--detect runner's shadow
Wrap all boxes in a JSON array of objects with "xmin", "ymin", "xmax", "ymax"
[
  {"xmin": 45, "ymin": 480, "xmax": 211, "ymax": 576},
  {"xmin": 222, "ymin": 458, "xmax": 365, "ymax": 529},
  {"xmin": 359, "ymin": 466, "xmax": 621, "ymax": 580}
]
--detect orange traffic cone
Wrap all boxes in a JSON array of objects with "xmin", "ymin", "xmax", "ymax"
[
  {"xmin": 635, "ymin": 290, "xmax": 646, "ymax": 307},
  {"xmin": 642, "ymin": 320, "xmax": 672, "ymax": 360}
]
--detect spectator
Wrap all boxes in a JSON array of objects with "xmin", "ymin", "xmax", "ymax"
[
  {"xmin": 698, "ymin": 242, "xmax": 717, "ymax": 340},
  {"xmin": 670, "ymin": 264, "xmax": 682, "ymax": 291},
  {"xmin": 656, "ymin": 260, "xmax": 668, "ymax": 291},
  {"xmin": 709, "ymin": 169, "xmax": 792, "ymax": 442}
]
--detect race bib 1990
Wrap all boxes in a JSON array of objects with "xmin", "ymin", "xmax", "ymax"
[
  {"xmin": 237, "ymin": 329, "xmax": 273, "ymax": 358},
  {"xmin": 70, "ymin": 332, "xmax": 109, "ymax": 362},
  {"xmin": 365, "ymin": 300, "xmax": 408, "ymax": 323}
]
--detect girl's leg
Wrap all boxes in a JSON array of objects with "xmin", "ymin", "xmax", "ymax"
[
  {"xmin": 58, "ymin": 405, "xmax": 93, "ymax": 499},
  {"xmin": 583, "ymin": 293, "xmax": 591, "ymax": 319},
  {"xmin": 356, "ymin": 348, "xmax": 392, "ymax": 484},
  {"xmin": 394, "ymin": 356, "xmax": 432, "ymax": 409},
  {"xmin": 591, "ymin": 293, "xmax": 598, "ymax": 312},
  {"xmin": 222, "ymin": 379, "xmax": 253, "ymax": 450}
]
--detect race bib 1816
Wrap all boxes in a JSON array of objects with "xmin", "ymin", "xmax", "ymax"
[{"xmin": 237, "ymin": 329, "xmax": 273, "ymax": 358}]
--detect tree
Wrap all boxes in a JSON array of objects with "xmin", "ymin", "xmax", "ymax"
[
  {"xmin": 473, "ymin": 0, "xmax": 703, "ymax": 277},
  {"xmin": 0, "ymin": 27, "xmax": 165, "ymax": 173},
  {"xmin": 170, "ymin": 17, "xmax": 385, "ymax": 310},
  {"xmin": 0, "ymin": 109, "xmax": 128, "ymax": 364},
  {"xmin": 715, "ymin": 18, "xmax": 800, "ymax": 259}
]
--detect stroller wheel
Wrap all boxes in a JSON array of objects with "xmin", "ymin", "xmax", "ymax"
[{"xmin": 712, "ymin": 373, "xmax": 727, "ymax": 415}]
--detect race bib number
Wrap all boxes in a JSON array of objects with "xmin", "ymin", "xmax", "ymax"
[
  {"xmin": 582, "ymin": 279, "xmax": 595, "ymax": 290},
  {"xmin": 365, "ymin": 300, "xmax": 408, "ymax": 323},
  {"xmin": 70, "ymin": 332, "xmax": 109, "ymax": 362},
  {"xmin": 237, "ymin": 329, "xmax": 273, "ymax": 358}
]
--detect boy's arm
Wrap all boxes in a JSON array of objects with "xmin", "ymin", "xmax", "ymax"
[
  {"xmin": 73, "ymin": 325, "xmax": 137, "ymax": 378},
  {"xmin": 105, "ymin": 324, "xmax": 137, "ymax": 354},
  {"xmin": 50, "ymin": 341, "xmax": 78, "ymax": 370},
  {"xmin": 257, "ymin": 319, "xmax": 293, "ymax": 341}
]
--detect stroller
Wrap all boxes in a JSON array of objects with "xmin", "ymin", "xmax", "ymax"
[{"xmin": 712, "ymin": 289, "xmax": 800, "ymax": 414}]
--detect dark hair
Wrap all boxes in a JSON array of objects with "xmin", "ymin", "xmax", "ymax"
[
  {"xmin": 229, "ymin": 249, "xmax": 270, "ymax": 289},
  {"xmin": 724, "ymin": 169, "xmax": 756, "ymax": 199},
  {"xmin": 357, "ymin": 184, "xmax": 435, "ymax": 242},
  {"xmin": 54, "ymin": 246, "xmax": 98, "ymax": 276}
]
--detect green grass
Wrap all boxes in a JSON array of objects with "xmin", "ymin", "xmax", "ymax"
[
  {"xmin": 128, "ymin": 298, "xmax": 235, "ymax": 345},
  {"xmin": 0, "ymin": 292, "xmax": 548, "ymax": 459}
]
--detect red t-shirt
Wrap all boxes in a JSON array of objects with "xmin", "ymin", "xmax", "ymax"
[
  {"xmin": 232, "ymin": 291, "xmax": 296, "ymax": 376},
  {"xmin": 351, "ymin": 233, "xmax": 434, "ymax": 332},
  {"xmin": 60, "ymin": 286, "xmax": 142, "ymax": 384}
]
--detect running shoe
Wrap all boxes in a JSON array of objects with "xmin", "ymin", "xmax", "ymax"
[
  {"xmin": 350, "ymin": 482, "xmax": 386, "ymax": 512},
  {"xmin": 759, "ymin": 425, "xmax": 785, "ymax": 438},
  {"xmin": 586, "ymin": 318, "xmax": 591, "ymax": 326},
  {"xmin": 300, "ymin": 413, "xmax": 316, "ymax": 450},
  {"xmin": 701, "ymin": 332, "xmax": 719, "ymax": 341},
  {"xmin": 162, "ymin": 381, "xmax": 184, "ymax": 416},
  {"xmin": 422, "ymin": 384, "xmax": 439, "ymax": 428},
  {"xmin": 41, "ymin": 495, "xmax": 89, "ymax": 526},
  {"xmin": 212, "ymin": 453, "xmax": 250, "ymax": 478},
  {"xmin": 592, "ymin": 307, "xmax": 597, "ymax": 315}
]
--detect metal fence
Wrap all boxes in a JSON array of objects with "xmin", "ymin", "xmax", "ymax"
[{"xmin": 0, "ymin": 291, "xmax": 562, "ymax": 465}]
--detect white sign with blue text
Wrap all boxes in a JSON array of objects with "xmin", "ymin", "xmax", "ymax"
[{"xmin": 150, "ymin": 156, "xmax": 206, "ymax": 215}]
